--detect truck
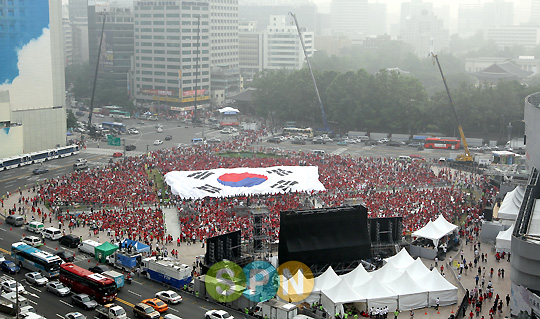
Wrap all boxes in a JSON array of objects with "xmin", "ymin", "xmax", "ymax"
[
  {"xmin": 102, "ymin": 270, "xmax": 125, "ymax": 290},
  {"xmin": 506, "ymin": 138, "xmax": 526, "ymax": 151},
  {"xmin": 106, "ymin": 250, "xmax": 142, "ymax": 272},
  {"xmin": 95, "ymin": 303, "xmax": 127, "ymax": 319},
  {"xmin": 141, "ymin": 257, "xmax": 192, "ymax": 290},
  {"xmin": 253, "ymin": 300, "xmax": 298, "ymax": 319}
]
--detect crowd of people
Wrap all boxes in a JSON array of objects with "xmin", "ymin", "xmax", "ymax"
[{"xmin": 31, "ymin": 127, "xmax": 496, "ymax": 246}]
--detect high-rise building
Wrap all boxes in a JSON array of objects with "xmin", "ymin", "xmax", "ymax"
[
  {"xmin": 239, "ymin": 3, "xmax": 318, "ymax": 34},
  {"xmin": 239, "ymin": 20, "xmax": 264, "ymax": 78},
  {"xmin": 368, "ymin": 3, "xmax": 386, "ymax": 36},
  {"xmin": 400, "ymin": 0, "xmax": 449, "ymax": 57},
  {"xmin": 532, "ymin": 0, "xmax": 540, "ymax": 25},
  {"xmin": 486, "ymin": 26, "xmax": 540, "ymax": 49},
  {"xmin": 69, "ymin": 0, "xmax": 89, "ymax": 65},
  {"xmin": 88, "ymin": 2, "xmax": 134, "ymax": 90},
  {"xmin": 0, "ymin": 0, "xmax": 67, "ymax": 157},
  {"xmin": 331, "ymin": 0, "xmax": 368, "ymax": 39},
  {"xmin": 458, "ymin": 4, "xmax": 483, "ymax": 38},
  {"xmin": 209, "ymin": 0, "xmax": 240, "ymax": 101},
  {"xmin": 483, "ymin": 0, "xmax": 513, "ymax": 28},
  {"xmin": 63, "ymin": 5, "xmax": 74, "ymax": 66},
  {"xmin": 132, "ymin": 0, "xmax": 211, "ymax": 108},
  {"xmin": 263, "ymin": 15, "xmax": 314, "ymax": 70}
]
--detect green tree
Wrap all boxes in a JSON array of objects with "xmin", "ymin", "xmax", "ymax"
[{"xmin": 66, "ymin": 109, "xmax": 78, "ymax": 129}]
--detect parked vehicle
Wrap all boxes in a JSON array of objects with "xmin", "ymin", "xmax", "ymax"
[
  {"xmin": 101, "ymin": 270, "xmax": 125, "ymax": 290},
  {"xmin": 22, "ymin": 236, "xmax": 43, "ymax": 247},
  {"xmin": 141, "ymin": 257, "xmax": 191, "ymax": 289},
  {"xmin": 79, "ymin": 240, "xmax": 101, "ymax": 256},
  {"xmin": 59, "ymin": 234, "xmax": 81, "ymax": 248},
  {"xmin": 43, "ymin": 227, "xmax": 62, "ymax": 240},
  {"xmin": 95, "ymin": 304, "xmax": 127, "ymax": 319},
  {"xmin": 205, "ymin": 310, "xmax": 234, "ymax": 319},
  {"xmin": 106, "ymin": 250, "xmax": 142, "ymax": 272},
  {"xmin": 6, "ymin": 215, "xmax": 24, "ymax": 227},
  {"xmin": 26, "ymin": 221, "xmax": 44, "ymax": 234},
  {"xmin": 252, "ymin": 300, "xmax": 298, "ymax": 319}
]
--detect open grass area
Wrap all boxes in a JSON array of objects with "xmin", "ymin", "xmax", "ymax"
[
  {"xmin": 218, "ymin": 151, "xmax": 282, "ymax": 158},
  {"xmin": 147, "ymin": 168, "xmax": 167, "ymax": 197}
]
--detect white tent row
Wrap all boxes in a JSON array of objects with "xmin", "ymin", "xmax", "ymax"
[
  {"xmin": 496, "ymin": 223, "xmax": 514, "ymax": 252},
  {"xmin": 311, "ymin": 249, "xmax": 458, "ymax": 315},
  {"xmin": 498, "ymin": 186, "xmax": 525, "ymax": 221},
  {"xmin": 412, "ymin": 215, "xmax": 458, "ymax": 247}
]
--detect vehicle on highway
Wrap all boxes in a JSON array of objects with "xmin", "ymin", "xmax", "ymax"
[
  {"xmin": 336, "ymin": 140, "xmax": 348, "ymax": 146},
  {"xmin": 142, "ymin": 298, "xmax": 168, "ymax": 313},
  {"xmin": 133, "ymin": 303, "xmax": 160, "ymax": 319},
  {"xmin": 125, "ymin": 145, "xmax": 136, "ymax": 151},
  {"xmin": 22, "ymin": 236, "xmax": 43, "ymax": 247},
  {"xmin": 387, "ymin": 141, "xmax": 403, "ymax": 147},
  {"xmin": 60, "ymin": 263, "xmax": 118, "ymax": 303},
  {"xmin": 205, "ymin": 309, "xmax": 234, "ymax": 319},
  {"xmin": 89, "ymin": 265, "xmax": 111, "ymax": 274},
  {"xmin": 165, "ymin": 135, "xmax": 172, "ymax": 141},
  {"xmin": 43, "ymin": 227, "xmax": 62, "ymax": 240},
  {"xmin": 291, "ymin": 137, "xmax": 306, "ymax": 145},
  {"xmin": 6, "ymin": 214, "xmax": 24, "ymax": 226},
  {"xmin": 12, "ymin": 242, "xmax": 62, "ymax": 277},
  {"xmin": 155, "ymin": 290, "xmax": 182, "ymax": 304},
  {"xmin": 46, "ymin": 281, "xmax": 71, "ymax": 296},
  {"xmin": 25, "ymin": 221, "xmax": 44, "ymax": 234},
  {"xmin": 112, "ymin": 152, "xmax": 123, "ymax": 157},
  {"xmin": 267, "ymin": 136, "xmax": 282, "ymax": 143},
  {"xmin": 311, "ymin": 136, "xmax": 325, "ymax": 144},
  {"xmin": 128, "ymin": 128, "xmax": 139, "ymax": 134},
  {"xmin": 95, "ymin": 303, "xmax": 127, "ymax": 319},
  {"xmin": 163, "ymin": 315, "xmax": 183, "ymax": 319},
  {"xmin": 156, "ymin": 127, "xmax": 163, "ymax": 133},
  {"xmin": 378, "ymin": 138, "xmax": 389, "ymax": 144},
  {"xmin": 25, "ymin": 272, "xmax": 49, "ymax": 286},
  {"xmin": 59, "ymin": 234, "xmax": 81, "ymax": 248},
  {"xmin": 32, "ymin": 167, "xmax": 49, "ymax": 175},
  {"xmin": 1, "ymin": 279, "xmax": 25, "ymax": 293},
  {"xmin": 55, "ymin": 251, "xmax": 75, "ymax": 263},
  {"xmin": 207, "ymin": 138, "xmax": 221, "ymax": 143},
  {"xmin": 1, "ymin": 260, "xmax": 20, "ymax": 274},
  {"xmin": 0, "ymin": 254, "xmax": 5, "ymax": 263},
  {"xmin": 71, "ymin": 293, "xmax": 99, "ymax": 310},
  {"xmin": 408, "ymin": 142, "xmax": 423, "ymax": 148},
  {"xmin": 65, "ymin": 312, "xmax": 87, "ymax": 319},
  {"xmin": 137, "ymin": 120, "xmax": 145, "ymax": 125},
  {"xmin": 220, "ymin": 128, "xmax": 233, "ymax": 134},
  {"xmin": 73, "ymin": 162, "xmax": 88, "ymax": 171},
  {"xmin": 153, "ymin": 140, "xmax": 163, "ymax": 145}
]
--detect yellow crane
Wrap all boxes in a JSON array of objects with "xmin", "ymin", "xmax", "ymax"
[{"xmin": 431, "ymin": 53, "xmax": 473, "ymax": 163}]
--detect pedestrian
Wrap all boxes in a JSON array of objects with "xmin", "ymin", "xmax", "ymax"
[
  {"xmin": 409, "ymin": 310, "xmax": 414, "ymax": 319},
  {"xmin": 506, "ymin": 294, "xmax": 510, "ymax": 307},
  {"xmin": 394, "ymin": 309, "xmax": 399, "ymax": 319},
  {"xmin": 435, "ymin": 297, "xmax": 440, "ymax": 310},
  {"xmin": 501, "ymin": 268, "xmax": 505, "ymax": 278}
]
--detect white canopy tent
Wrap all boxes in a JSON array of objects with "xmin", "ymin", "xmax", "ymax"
[
  {"xmin": 420, "ymin": 270, "xmax": 458, "ymax": 307},
  {"xmin": 371, "ymin": 262, "xmax": 403, "ymax": 283},
  {"xmin": 386, "ymin": 272, "xmax": 429, "ymax": 310},
  {"xmin": 338, "ymin": 264, "xmax": 372, "ymax": 288},
  {"xmin": 321, "ymin": 281, "xmax": 366, "ymax": 316},
  {"xmin": 306, "ymin": 266, "xmax": 341, "ymax": 304},
  {"xmin": 498, "ymin": 186, "xmax": 525, "ymax": 221},
  {"xmin": 384, "ymin": 248, "xmax": 415, "ymax": 269},
  {"xmin": 405, "ymin": 258, "xmax": 432, "ymax": 279},
  {"xmin": 495, "ymin": 224, "xmax": 514, "ymax": 253},
  {"xmin": 412, "ymin": 216, "xmax": 458, "ymax": 247},
  {"xmin": 355, "ymin": 277, "xmax": 398, "ymax": 311}
]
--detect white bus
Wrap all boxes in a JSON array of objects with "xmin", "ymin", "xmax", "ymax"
[
  {"xmin": 12, "ymin": 242, "xmax": 63, "ymax": 278},
  {"xmin": 0, "ymin": 154, "xmax": 30, "ymax": 171}
]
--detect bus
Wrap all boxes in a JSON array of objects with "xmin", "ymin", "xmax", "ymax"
[
  {"xmin": 11, "ymin": 242, "xmax": 63, "ymax": 278},
  {"xmin": 284, "ymin": 121, "xmax": 297, "ymax": 128},
  {"xmin": 59, "ymin": 263, "xmax": 118, "ymax": 304},
  {"xmin": 0, "ymin": 154, "xmax": 30, "ymax": 171},
  {"xmin": 282, "ymin": 127, "xmax": 314, "ymax": 138},
  {"xmin": 109, "ymin": 110, "xmax": 131, "ymax": 119},
  {"xmin": 29, "ymin": 149, "xmax": 55, "ymax": 164},
  {"xmin": 424, "ymin": 137, "xmax": 461, "ymax": 150},
  {"xmin": 101, "ymin": 122, "xmax": 126, "ymax": 133},
  {"xmin": 56, "ymin": 145, "xmax": 80, "ymax": 158}
]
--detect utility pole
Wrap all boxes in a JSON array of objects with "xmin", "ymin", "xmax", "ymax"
[{"xmin": 88, "ymin": 13, "xmax": 107, "ymax": 137}]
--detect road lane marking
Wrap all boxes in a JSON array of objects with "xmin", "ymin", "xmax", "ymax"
[
  {"xmin": 59, "ymin": 300, "xmax": 73, "ymax": 307},
  {"xmin": 116, "ymin": 297, "xmax": 135, "ymax": 308},
  {"xmin": 128, "ymin": 290, "xmax": 141, "ymax": 297},
  {"xmin": 168, "ymin": 307, "xmax": 178, "ymax": 312},
  {"xmin": 28, "ymin": 286, "xmax": 41, "ymax": 293},
  {"xmin": 56, "ymin": 314, "xmax": 65, "ymax": 319}
]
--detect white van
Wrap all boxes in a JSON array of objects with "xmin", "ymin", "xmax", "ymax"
[
  {"xmin": 398, "ymin": 155, "xmax": 412, "ymax": 162},
  {"xmin": 43, "ymin": 227, "xmax": 62, "ymax": 240},
  {"xmin": 25, "ymin": 221, "xmax": 44, "ymax": 234},
  {"xmin": 356, "ymin": 136, "xmax": 369, "ymax": 142},
  {"xmin": 79, "ymin": 239, "xmax": 102, "ymax": 256},
  {"xmin": 312, "ymin": 150, "xmax": 326, "ymax": 155}
]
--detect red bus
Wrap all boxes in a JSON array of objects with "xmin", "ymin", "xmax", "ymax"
[
  {"xmin": 59, "ymin": 263, "xmax": 117, "ymax": 303},
  {"xmin": 424, "ymin": 137, "xmax": 461, "ymax": 150}
]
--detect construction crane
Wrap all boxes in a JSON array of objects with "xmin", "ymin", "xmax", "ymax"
[
  {"xmin": 431, "ymin": 53, "xmax": 473, "ymax": 163},
  {"xmin": 289, "ymin": 12, "xmax": 329, "ymax": 133}
]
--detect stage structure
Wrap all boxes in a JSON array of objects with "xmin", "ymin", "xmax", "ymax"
[{"xmin": 250, "ymin": 205, "xmax": 270, "ymax": 254}]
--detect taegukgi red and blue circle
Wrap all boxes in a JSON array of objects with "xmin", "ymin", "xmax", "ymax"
[{"xmin": 217, "ymin": 172, "xmax": 268, "ymax": 187}]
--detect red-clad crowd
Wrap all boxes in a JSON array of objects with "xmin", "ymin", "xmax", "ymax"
[{"xmin": 36, "ymin": 128, "xmax": 495, "ymax": 244}]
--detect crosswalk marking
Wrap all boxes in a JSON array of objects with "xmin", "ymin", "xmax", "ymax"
[{"xmin": 332, "ymin": 148, "xmax": 347, "ymax": 155}]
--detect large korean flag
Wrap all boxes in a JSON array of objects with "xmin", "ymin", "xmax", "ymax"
[{"xmin": 164, "ymin": 166, "xmax": 325, "ymax": 199}]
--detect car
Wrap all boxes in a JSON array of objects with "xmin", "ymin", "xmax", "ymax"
[
  {"xmin": 408, "ymin": 142, "xmax": 423, "ymax": 148},
  {"xmin": 207, "ymin": 138, "xmax": 221, "ymax": 143},
  {"xmin": 22, "ymin": 236, "xmax": 43, "ymax": 247},
  {"xmin": 77, "ymin": 158, "xmax": 87, "ymax": 164},
  {"xmin": 65, "ymin": 312, "xmax": 87, "ymax": 319},
  {"xmin": 1, "ymin": 279, "xmax": 25, "ymax": 293},
  {"xmin": 46, "ymin": 281, "xmax": 71, "ymax": 296},
  {"xmin": 125, "ymin": 145, "xmax": 136, "ymax": 151},
  {"xmin": 153, "ymin": 140, "xmax": 163, "ymax": 145},
  {"xmin": 133, "ymin": 303, "xmax": 160, "ymax": 319},
  {"xmin": 142, "ymin": 298, "xmax": 168, "ymax": 313},
  {"xmin": 157, "ymin": 127, "xmax": 163, "ymax": 133},
  {"xmin": 165, "ymin": 135, "xmax": 172, "ymax": 141},
  {"xmin": 378, "ymin": 138, "xmax": 389, "ymax": 144},
  {"xmin": 336, "ymin": 140, "xmax": 348, "ymax": 146},
  {"xmin": 163, "ymin": 315, "xmax": 183, "ymax": 319},
  {"xmin": 155, "ymin": 123, "xmax": 163, "ymax": 129},
  {"xmin": 1, "ymin": 260, "xmax": 20, "ymax": 274},
  {"xmin": 59, "ymin": 234, "xmax": 81, "ymax": 248},
  {"xmin": 0, "ymin": 254, "xmax": 5, "ymax": 263},
  {"xmin": 312, "ymin": 137, "xmax": 325, "ymax": 144},
  {"xmin": 32, "ymin": 168, "xmax": 49, "ymax": 175},
  {"xmin": 469, "ymin": 146, "xmax": 482, "ymax": 152},
  {"xmin": 267, "ymin": 137, "xmax": 282, "ymax": 144},
  {"xmin": 155, "ymin": 290, "xmax": 182, "ymax": 304},
  {"xmin": 291, "ymin": 138, "xmax": 306, "ymax": 145},
  {"xmin": 55, "ymin": 251, "xmax": 75, "ymax": 263},
  {"xmin": 387, "ymin": 141, "xmax": 403, "ymax": 147},
  {"xmin": 137, "ymin": 120, "xmax": 146, "ymax": 125},
  {"xmin": 71, "ymin": 293, "xmax": 98, "ymax": 310},
  {"xmin": 220, "ymin": 128, "xmax": 233, "ymax": 134},
  {"xmin": 88, "ymin": 265, "xmax": 111, "ymax": 274},
  {"xmin": 25, "ymin": 272, "xmax": 49, "ymax": 286},
  {"xmin": 112, "ymin": 152, "xmax": 123, "ymax": 157},
  {"xmin": 128, "ymin": 128, "xmax": 139, "ymax": 134},
  {"xmin": 205, "ymin": 310, "xmax": 233, "ymax": 319},
  {"xmin": 96, "ymin": 114, "xmax": 105, "ymax": 118}
]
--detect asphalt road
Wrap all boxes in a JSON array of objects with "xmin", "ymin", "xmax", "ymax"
[{"xmin": 0, "ymin": 221, "xmax": 244, "ymax": 319}]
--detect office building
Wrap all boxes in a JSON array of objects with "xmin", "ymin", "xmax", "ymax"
[
  {"xmin": 239, "ymin": 3, "xmax": 317, "ymax": 35},
  {"xmin": 63, "ymin": 5, "xmax": 74, "ymax": 66},
  {"xmin": 69, "ymin": 0, "xmax": 90, "ymax": 65},
  {"xmin": 458, "ymin": 4, "xmax": 483, "ymax": 38},
  {"xmin": 532, "ymin": 0, "xmax": 540, "ymax": 26},
  {"xmin": 330, "ymin": 0, "xmax": 385, "ymax": 39},
  {"xmin": 132, "ymin": 0, "xmax": 211, "ymax": 108},
  {"xmin": 239, "ymin": 20, "xmax": 264, "ymax": 78},
  {"xmin": 486, "ymin": 26, "xmax": 540, "ymax": 50},
  {"xmin": 483, "ymin": 0, "xmax": 513, "ymax": 28},
  {"xmin": 263, "ymin": 15, "xmax": 314, "ymax": 70}
]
